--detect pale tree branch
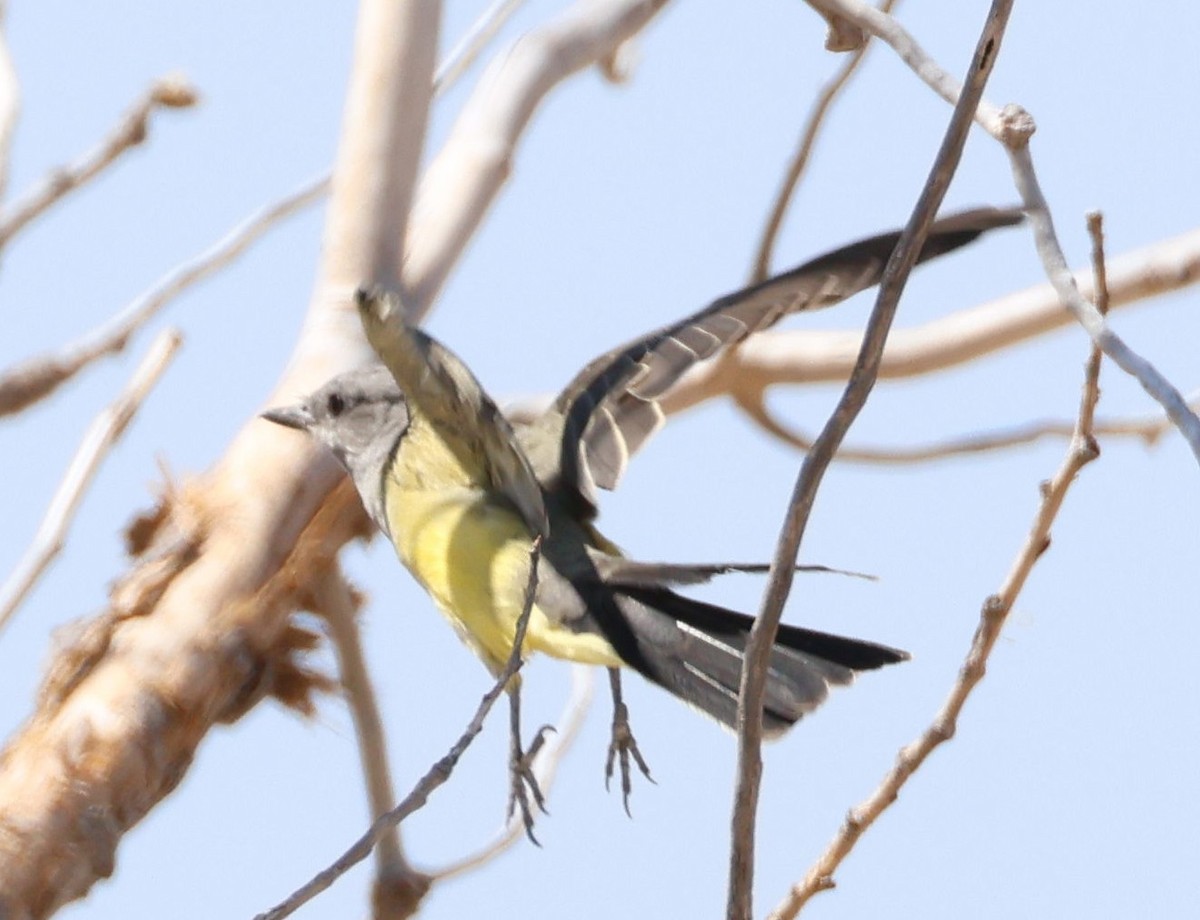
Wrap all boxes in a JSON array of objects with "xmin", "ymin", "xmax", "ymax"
[
  {"xmin": 0, "ymin": 0, "xmax": 528, "ymax": 419},
  {"xmin": 727, "ymin": 5, "xmax": 1014, "ymax": 918},
  {"xmin": 0, "ymin": 0, "xmax": 440, "ymax": 912},
  {"xmin": 436, "ymin": 0, "xmax": 530, "ymax": 91},
  {"xmin": 802, "ymin": 0, "xmax": 1200, "ymax": 462},
  {"xmin": 1007, "ymin": 140, "xmax": 1200, "ymax": 462},
  {"xmin": 403, "ymin": 0, "xmax": 671, "ymax": 315},
  {"xmin": 770, "ymin": 209, "xmax": 1110, "ymax": 920},
  {"xmin": 751, "ymin": 0, "xmax": 899, "ymax": 284},
  {"xmin": 735, "ymin": 388, "xmax": 1195, "ymax": 464},
  {"xmin": 0, "ymin": 329, "xmax": 182, "ymax": 634},
  {"xmin": 0, "ymin": 0, "xmax": 20, "ymax": 201},
  {"xmin": 0, "ymin": 175, "xmax": 326, "ymax": 418},
  {"xmin": 0, "ymin": 2, "xmax": 671, "ymax": 915},
  {"xmin": 0, "ymin": 75, "xmax": 198, "ymax": 249}
]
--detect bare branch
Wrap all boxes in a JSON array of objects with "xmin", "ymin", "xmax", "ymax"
[
  {"xmin": 0, "ymin": 0, "xmax": 20, "ymax": 200},
  {"xmin": 728, "ymin": 5, "xmax": 1014, "ymax": 917},
  {"xmin": 310, "ymin": 567, "xmax": 428, "ymax": 916},
  {"xmin": 255, "ymin": 538, "xmax": 544, "ymax": 920},
  {"xmin": 436, "ymin": 0, "xmax": 531, "ymax": 90},
  {"xmin": 804, "ymin": 0, "xmax": 1200, "ymax": 462},
  {"xmin": 0, "ymin": 175, "xmax": 327, "ymax": 418},
  {"xmin": 0, "ymin": 0, "xmax": 529, "ymax": 419},
  {"xmin": 751, "ymin": 0, "xmax": 899, "ymax": 283},
  {"xmin": 0, "ymin": 478, "xmax": 371, "ymax": 918},
  {"xmin": 0, "ymin": 329, "xmax": 182, "ymax": 634},
  {"xmin": 1007, "ymin": 142, "xmax": 1200, "ymax": 462},
  {"xmin": 0, "ymin": 75, "xmax": 198, "ymax": 248},
  {"xmin": 772, "ymin": 210, "xmax": 1108, "ymax": 920},
  {"xmin": 403, "ymin": 0, "xmax": 671, "ymax": 315},
  {"xmin": 805, "ymin": 0, "xmax": 1006, "ymax": 138},
  {"xmin": 431, "ymin": 664, "xmax": 596, "ymax": 881},
  {"xmin": 735, "ymin": 390, "xmax": 1196, "ymax": 463}
]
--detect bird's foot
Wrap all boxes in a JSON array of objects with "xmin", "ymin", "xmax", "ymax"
[
  {"xmin": 507, "ymin": 723, "xmax": 554, "ymax": 844},
  {"xmin": 604, "ymin": 670, "xmax": 654, "ymax": 816}
]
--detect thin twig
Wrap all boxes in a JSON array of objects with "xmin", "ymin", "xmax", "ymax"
[
  {"xmin": 805, "ymin": 0, "xmax": 1200, "ymax": 462},
  {"xmin": 1006, "ymin": 143, "xmax": 1200, "ymax": 463},
  {"xmin": 734, "ymin": 391, "xmax": 1194, "ymax": 463},
  {"xmin": 727, "ymin": 4, "xmax": 1014, "ymax": 918},
  {"xmin": 805, "ymin": 0, "xmax": 1006, "ymax": 139},
  {"xmin": 770, "ymin": 208, "xmax": 1109, "ymax": 920},
  {"xmin": 751, "ymin": 0, "xmax": 899, "ymax": 283},
  {"xmin": 0, "ymin": 75, "xmax": 198, "ymax": 247},
  {"xmin": 431, "ymin": 664, "xmax": 596, "ymax": 881},
  {"xmin": 0, "ymin": 329, "xmax": 182, "ymax": 633},
  {"xmin": 255, "ymin": 538, "xmax": 544, "ymax": 920},
  {"xmin": 0, "ymin": 175, "xmax": 327, "ymax": 417},
  {"xmin": 313, "ymin": 567, "xmax": 423, "ymax": 909}
]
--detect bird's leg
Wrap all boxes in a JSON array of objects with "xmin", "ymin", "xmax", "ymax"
[
  {"xmin": 604, "ymin": 667, "xmax": 654, "ymax": 815},
  {"xmin": 506, "ymin": 680, "xmax": 553, "ymax": 844}
]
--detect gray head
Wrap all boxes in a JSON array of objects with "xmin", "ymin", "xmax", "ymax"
[{"xmin": 261, "ymin": 364, "xmax": 409, "ymax": 531}]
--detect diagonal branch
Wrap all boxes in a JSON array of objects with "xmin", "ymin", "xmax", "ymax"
[
  {"xmin": 0, "ymin": 176, "xmax": 326, "ymax": 418},
  {"xmin": 769, "ymin": 209, "xmax": 1111, "ymax": 919},
  {"xmin": 727, "ymin": 3, "xmax": 1014, "ymax": 917},
  {"xmin": 254, "ymin": 538, "xmax": 544, "ymax": 920},
  {"xmin": 0, "ymin": 75, "xmax": 198, "ymax": 248},
  {"xmin": 0, "ymin": 329, "xmax": 182, "ymax": 633}
]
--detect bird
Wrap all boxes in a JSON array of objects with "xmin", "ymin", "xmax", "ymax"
[{"xmin": 262, "ymin": 206, "xmax": 1023, "ymax": 838}]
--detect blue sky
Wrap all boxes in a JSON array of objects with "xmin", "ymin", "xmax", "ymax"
[{"xmin": 2, "ymin": 2, "xmax": 1198, "ymax": 918}]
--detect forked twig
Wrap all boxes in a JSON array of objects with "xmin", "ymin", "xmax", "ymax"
[
  {"xmin": 769, "ymin": 209, "xmax": 1111, "ymax": 920},
  {"xmin": 727, "ymin": 3, "xmax": 1014, "ymax": 917}
]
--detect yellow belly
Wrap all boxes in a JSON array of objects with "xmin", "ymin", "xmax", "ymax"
[{"xmin": 384, "ymin": 479, "xmax": 623, "ymax": 674}]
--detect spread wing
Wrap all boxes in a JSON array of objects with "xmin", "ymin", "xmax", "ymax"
[{"xmin": 520, "ymin": 206, "xmax": 1023, "ymax": 513}]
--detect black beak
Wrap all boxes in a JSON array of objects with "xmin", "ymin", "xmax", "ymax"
[{"xmin": 261, "ymin": 405, "xmax": 313, "ymax": 431}]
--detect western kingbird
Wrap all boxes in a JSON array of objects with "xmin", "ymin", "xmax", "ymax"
[{"xmin": 263, "ymin": 207, "xmax": 1022, "ymax": 835}]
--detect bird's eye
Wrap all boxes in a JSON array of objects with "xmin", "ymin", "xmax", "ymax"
[{"xmin": 326, "ymin": 393, "xmax": 345, "ymax": 416}]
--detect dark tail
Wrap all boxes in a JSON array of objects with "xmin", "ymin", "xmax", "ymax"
[{"xmin": 613, "ymin": 586, "xmax": 908, "ymax": 737}]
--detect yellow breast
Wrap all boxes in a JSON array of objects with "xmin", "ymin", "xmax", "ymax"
[{"xmin": 383, "ymin": 416, "xmax": 623, "ymax": 672}]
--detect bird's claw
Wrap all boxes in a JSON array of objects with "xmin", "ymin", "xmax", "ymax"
[
  {"xmin": 604, "ymin": 697, "xmax": 654, "ymax": 816},
  {"xmin": 508, "ymin": 723, "xmax": 555, "ymax": 844}
]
